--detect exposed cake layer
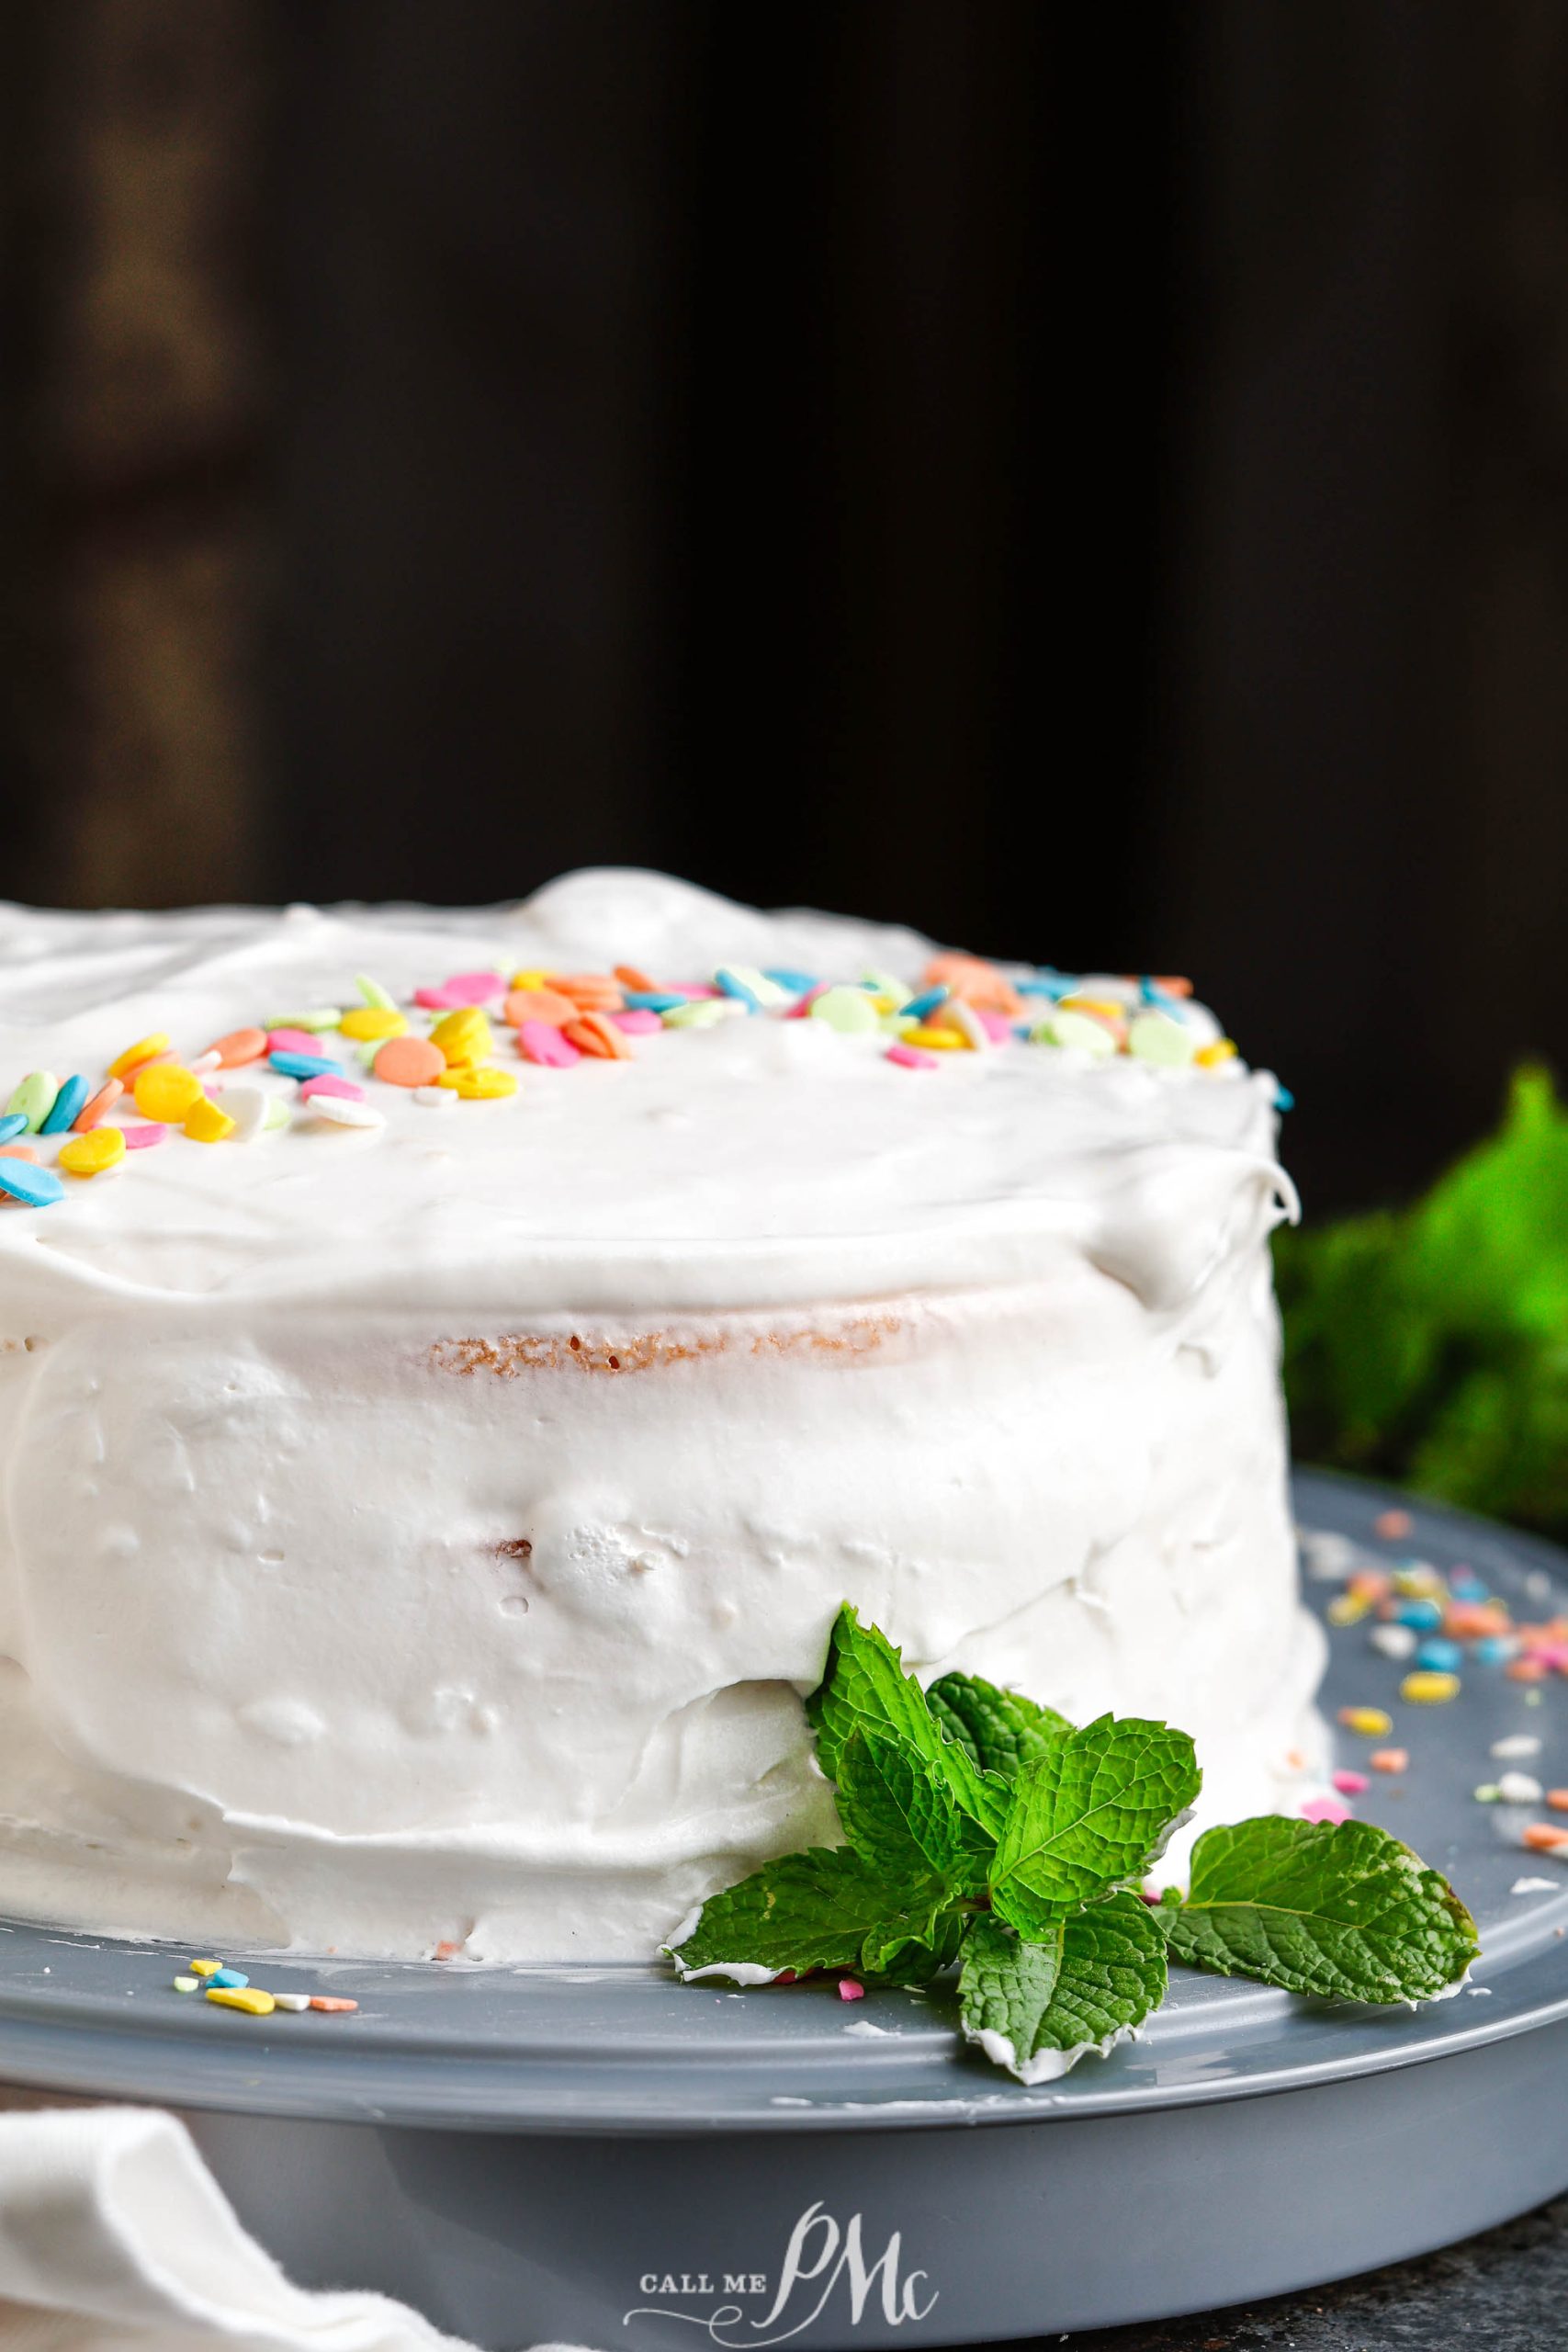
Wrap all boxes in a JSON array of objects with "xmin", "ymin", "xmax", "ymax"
[{"xmin": 0, "ymin": 871, "xmax": 1320, "ymax": 1958}]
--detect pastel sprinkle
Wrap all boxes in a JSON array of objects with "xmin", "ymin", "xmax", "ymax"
[
  {"xmin": 107, "ymin": 1034, "xmax": 171, "ymax": 1081},
  {"xmin": 1301, "ymin": 1794, "xmax": 1351, "ymax": 1825},
  {"xmin": 1370, "ymin": 1748, "xmax": 1408, "ymax": 1773},
  {"xmin": 518, "ymin": 1019, "xmax": 581, "ymax": 1067},
  {"xmin": 838, "ymin": 1979, "xmax": 865, "ymax": 2003},
  {"xmin": 435, "ymin": 1065, "xmax": 518, "ymax": 1100},
  {"xmin": 206, "ymin": 1027, "xmax": 269, "ymax": 1069},
  {"xmin": 553, "ymin": 974, "xmax": 624, "ymax": 1013},
  {"xmin": 189, "ymin": 1050, "xmax": 223, "ymax": 1078},
  {"xmin": 267, "ymin": 1028, "xmax": 327, "ymax": 1057},
  {"xmin": 222, "ymin": 1088, "xmax": 272, "ymax": 1145},
  {"xmin": 59, "ymin": 1127, "xmax": 126, "ymax": 1177},
  {"xmin": 1369, "ymin": 1624, "xmax": 1416, "ymax": 1660},
  {"xmin": 339, "ymin": 1007, "xmax": 408, "ymax": 1042},
  {"xmin": 1498, "ymin": 1772, "xmax": 1544, "ymax": 1804},
  {"xmin": 564, "ymin": 1012, "xmax": 633, "ymax": 1060},
  {"xmin": 661, "ymin": 1000, "xmax": 728, "ymax": 1030},
  {"xmin": 206, "ymin": 1985, "xmax": 276, "ymax": 2017},
  {"xmin": 1522, "ymin": 1823, "xmax": 1568, "ymax": 1854},
  {"xmin": 308, "ymin": 1996, "xmax": 358, "ymax": 2013},
  {"xmin": 173, "ymin": 1975, "xmax": 199, "ymax": 1993},
  {"xmin": 809, "ymin": 985, "xmax": 880, "ymax": 1036},
  {"xmin": 209, "ymin": 1966, "xmax": 249, "ymax": 1989},
  {"xmin": 0, "ymin": 1159, "xmax": 63, "ymax": 1207},
  {"xmin": 133, "ymin": 1064, "xmax": 203, "ymax": 1123},
  {"xmin": 899, "ymin": 987, "xmax": 949, "ymax": 1020},
  {"xmin": 187, "ymin": 1960, "xmax": 222, "ymax": 1977},
  {"xmin": 611, "ymin": 1008, "xmax": 662, "ymax": 1035},
  {"xmin": 1035, "ymin": 1010, "xmax": 1118, "ymax": 1058},
  {"xmin": 1338, "ymin": 1707, "xmax": 1393, "ymax": 1736},
  {"xmin": 620, "ymin": 989, "xmax": 686, "ymax": 1014},
  {"xmin": 39, "ymin": 1075, "xmax": 90, "ymax": 1134},
  {"xmin": 273, "ymin": 1993, "xmax": 311, "ymax": 2013},
  {"xmin": 1327, "ymin": 1592, "xmax": 1369, "ymax": 1627},
  {"xmin": 1401, "ymin": 1670, "xmax": 1461, "ymax": 1704},
  {"xmin": 0, "ymin": 1145, "xmax": 39, "ymax": 1163},
  {"xmin": 902, "ymin": 1023, "xmax": 967, "ymax": 1051},
  {"xmin": 374, "ymin": 1036, "xmax": 446, "ymax": 1088},
  {"xmin": 414, "ymin": 1085, "xmax": 457, "ymax": 1108},
  {"xmin": 0, "ymin": 1115, "xmax": 26, "ymax": 1146},
  {"xmin": 184, "ymin": 1097, "xmax": 237, "ymax": 1143},
  {"xmin": 1493, "ymin": 1736, "xmax": 1543, "ymax": 1758},
  {"xmin": 299, "ymin": 1075, "xmax": 366, "ymax": 1103},
  {"xmin": 430, "ymin": 1007, "xmax": 492, "ymax": 1067},
  {"xmin": 1393, "ymin": 1599, "xmax": 1443, "ymax": 1630},
  {"xmin": 937, "ymin": 999, "xmax": 990, "ymax": 1051},
  {"xmin": 1546, "ymin": 1791, "xmax": 1568, "ymax": 1813},
  {"xmin": 1331, "ymin": 1770, "xmax": 1370, "ymax": 1795},
  {"xmin": 7, "ymin": 1072, "xmax": 59, "ymax": 1132},
  {"xmin": 270, "ymin": 1050, "xmax": 344, "ymax": 1081},
  {"xmin": 355, "ymin": 974, "xmax": 398, "ymax": 1010},
  {"xmin": 1415, "ymin": 1635, "xmax": 1464, "ymax": 1673},
  {"xmin": 436, "ymin": 970, "xmax": 507, "ymax": 1006},
  {"xmin": 1127, "ymin": 1010, "xmax": 1198, "ymax": 1068},
  {"xmin": 1375, "ymin": 1509, "xmax": 1414, "ymax": 1540},
  {"xmin": 121, "ymin": 1125, "xmax": 168, "ymax": 1150},
  {"xmin": 268, "ymin": 1008, "xmax": 341, "ymax": 1033},
  {"xmin": 886, "ymin": 1043, "xmax": 940, "ymax": 1070},
  {"xmin": 309, "ymin": 1095, "xmax": 386, "ymax": 1131},
  {"xmin": 503, "ymin": 988, "xmax": 579, "ymax": 1029}
]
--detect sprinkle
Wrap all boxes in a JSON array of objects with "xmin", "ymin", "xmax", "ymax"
[
  {"xmin": 936, "ymin": 999, "xmax": 990, "ymax": 1051},
  {"xmin": 553, "ymin": 974, "xmax": 624, "ymax": 1013},
  {"xmin": 503, "ymin": 988, "xmax": 579, "ymax": 1029},
  {"xmin": 187, "ymin": 1960, "xmax": 222, "ymax": 1977},
  {"xmin": 6, "ymin": 1072, "xmax": 59, "ymax": 1133},
  {"xmin": 0, "ymin": 1160, "xmax": 63, "ymax": 1207},
  {"xmin": 614, "ymin": 965, "xmax": 658, "ymax": 992},
  {"xmin": 1127, "ymin": 1011, "xmax": 1198, "ymax": 1068},
  {"xmin": 1327, "ymin": 1593, "xmax": 1370, "ymax": 1626},
  {"xmin": 107, "ymin": 1034, "xmax": 171, "ymax": 1081},
  {"xmin": 1301, "ymin": 1794, "xmax": 1351, "ymax": 1825},
  {"xmin": 222, "ymin": 1088, "xmax": 273, "ymax": 1144},
  {"xmin": 1474, "ymin": 1635, "xmax": 1519, "ymax": 1666},
  {"xmin": 0, "ymin": 1145, "xmax": 39, "ymax": 1164},
  {"xmin": 1512, "ymin": 1877, "xmax": 1560, "ymax": 1894},
  {"xmin": 273, "ymin": 1993, "xmax": 311, "ymax": 2013},
  {"xmin": 1474, "ymin": 1783, "xmax": 1502, "ymax": 1804},
  {"xmin": 184, "ymin": 1098, "xmax": 237, "ymax": 1144},
  {"xmin": 620, "ymin": 989, "xmax": 685, "ymax": 1015},
  {"xmin": 430, "ymin": 1008, "xmax": 492, "ymax": 1068},
  {"xmin": 1494, "ymin": 1735, "xmax": 1543, "ymax": 1758},
  {"xmin": 267, "ymin": 1028, "xmax": 329, "ymax": 1057},
  {"xmin": 209, "ymin": 1966, "xmax": 249, "ymax": 1989},
  {"xmin": 1369, "ymin": 1623, "xmax": 1416, "ymax": 1660},
  {"xmin": 1338, "ymin": 1707, "xmax": 1393, "ymax": 1736},
  {"xmin": 59, "ymin": 1127, "xmax": 126, "ymax": 1178},
  {"xmin": 1548, "ymin": 1792, "xmax": 1568, "ymax": 1813},
  {"xmin": 433, "ymin": 971, "xmax": 507, "ymax": 1007},
  {"xmin": 267, "ymin": 1008, "xmax": 341, "ymax": 1034},
  {"xmin": 564, "ymin": 1012, "xmax": 632, "ymax": 1061},
  {"xmin": 374, "ymin": 1036, "xmax": 446, "ymax": 1088},
  {"xmin": 1034, "ymin": 1010, "xmax": 1118, "ymax": 1058},
  {"xmin": 356, "ymin": 974, "xmax": 398, "ymax": 1010},
  {"xmin": 206, "ymin": 1028, "xmax": 268, "ymax": 1069},
  {"xmin": 299, "ymin": 1075, "xmax": 365, "ymax": 1103},
  {"xmin": 1274, "ymin": 1083, "xmax": 1295, "ymax": 1111},
  {"xmin": 339, "ymin": 1007, "xmax": 408, "ymax": 1042},
  {"xmin": 1394, "ymin": 1599, "xmax": 1443, "ymax": 1631},
  {"xmin": 509, "ymin": 969, "xmax": 550, "ymax": 992},
  {"xmin": 1375, "ymin": 1509, "xmax": 1414, "ymax": 1540},
  {"xmin": 518, "ymin": 1020, "xmax": 581, "ymax": 1068},
  {"xmin": 270, "ymin": 1051, "xmax": 344, "ymax": 1081},
  {"xmin": 39, "ymin": 1076, "xmax": 90, "ymax": 1134},
  {"xmin": 1194, "ymin": 1038, "xmax": 1237, "ymax": 1069},
  {"xmin": 1370, "ymin": 1747, "xmax": 1408, "ymax": 1773},
  {"xmin": 309, "ymin": 1096, "xmax": 386, "ymax": 1132},
  {"xmin": 206, "ymin": 1985, "xmax": 276, "ymax": 2016},
  {"xmin": 1509, "ymin": 1657, "xmax": 1549, "ymax": 1682},
  {"xmin": 1499, "ymin": 1771, "xmax": 1544, "ymax": 1804},
  {"xmin": 611, "ymin": 1008, "xmax": 663, "ymax": 1035},
  {"xmin": 1415, "ymin": 1636, "xmax": 1464, "ymax": 1673},
  {"xmin": 308, "ymin": 1996, "xmax": 358, "ymax": 2013},
  {"xmin": 763, "ymin": 967, "xmax": 819, "ymax": 996},
  {"xmin": 922, "ymin": 953, "xmax": 1023, "ymax": 1016},
  {"xmin": 172, "ymin": 1975, "xmax": 198, "ymax": 1993},
  {"xmin": 1331, "ymin": 1770, "xmax": 1370, "ymax": 1795},
  {"xmin": 902, "ymin": 1023, "xmax": 968, "ymax": 1051},
  {"xmin": 714, "ymin": 966, "xmax": 763, "ymax": 1010},
  {"xmin": 886, "ymin": 1043, "xmax": 940, "ymax": 1070},
  {"xmin": 190, "ymin": 1050, "xmax": 224, "ymax": 1078},
  {"xmin": 121, "ymin": 1125, "xmax": 168, "ymax": 1150},
  {"xmin": 435, "ymin": 1065, "xmax": 518, "ymax": 1099},
  {"xmin": 809, "ymin": 985, "xmax": 880, "ymax": 1036},
  {"xmin": 1348, "ymin": 1568, "xmax": 1393, "ymax": 1600},
  {"xmin": 134, "ymin": 1064, "xmax": 204, "ymax": 1123},
  {"xmin": 899, "ymin": 987, "xmax": 949, "ymax": 1021},
  {"xmin": 1522, "ymin": 1824, "xmax": 1568, "ymax": 1854},
  {"xmin": 414, "ymin": 1086, "xmax": 457, "ymax": 1108},
  {"xmin": 838, "ymin": 1979, "xmax": 865, "ymax": 2003},
  {"xmin": 0, "ymin": 1115, "xmax": 25, "ymax": 1146},
  {"xmin": 1401, "ymin": 1670, "xmax": 1461, "ymax": 1704}
]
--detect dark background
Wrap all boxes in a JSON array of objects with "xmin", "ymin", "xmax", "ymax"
[{"xmin": 4, "ymin": 0, "xmax": 1567, "ymax": 1217}]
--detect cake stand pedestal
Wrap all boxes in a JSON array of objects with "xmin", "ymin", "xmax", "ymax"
[{"xmin": 3, "ymin": 1473, "xmax": 1567, "ymax": 2348}]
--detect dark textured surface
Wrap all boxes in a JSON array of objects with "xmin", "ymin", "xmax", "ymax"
[{"xmin": 1051, "ymin": 2194, "xmax": 1568, "ymax": 2349}]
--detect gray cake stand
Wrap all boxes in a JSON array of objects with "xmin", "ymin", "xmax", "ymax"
[{"xmin": 3, "ymin": 1471, "xmax": 1568, "ymax": 2348}]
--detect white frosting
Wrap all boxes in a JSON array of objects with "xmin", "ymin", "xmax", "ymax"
[{"xmin": 0, "ymin": 869, "xmax": 1324, "ymax": 1961}]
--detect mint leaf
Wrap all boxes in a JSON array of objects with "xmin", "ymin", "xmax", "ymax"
[
  {"xmin": 989, "ymin": 1715, "xmax": 1201, "ymax": 1933},
  {"xmin": 664, "ymin": 1847, "xmax": 956, "ymax": 1985},
  {"xmin": 1158, "ymin": 1816, "xmax": 1479, "ymax": 2003},
  {"xmin": 928, "ymin": 1672, "xmax": 1072, "ymax": 1781},
  {"xmin": 959, "ymin": 1894, "xmax": 1167, "ymax": 2082},
  {"xmin": 837, "ymin": 1729, "xmax": 988, "ymax": 1897},
  {"xmin": 807, "ymin": 1605, "xmax": 1010, "ymax": 1836}
]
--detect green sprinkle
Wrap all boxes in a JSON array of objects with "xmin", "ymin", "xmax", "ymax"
[
  {"xmin": 356, "ymin": 974, "xmax": 398, "ymax": 1010},
  {"xmin": 267, "ymin": 1008, "xmax": 341, "ymax": 1033},
  {"xmin": 809, "ymin": 986, "xmax": 879, "ymax": 1036}
]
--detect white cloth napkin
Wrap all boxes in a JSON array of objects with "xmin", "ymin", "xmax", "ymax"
[{"xmin": 0, "ymin": 2102, "xmax": 590, "ymax": 2352}]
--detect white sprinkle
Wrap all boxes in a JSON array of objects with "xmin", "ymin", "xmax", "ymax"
[
  {"xmin": 309, "ymin": 1095, "xmax": 385, "ymax": 1132},
  {"xmin": 1512, "ymin": 1877, "xmax": 1560, "ymax": 1895},
  {"xmin": 414, "ymin": 1086, "xmax": 457, "ymax": 1109},
  {"xmin": 273, "ymin": 1992, "xmax": 311, "ymax": 2013},
  {"xmin": 1493, "ymin": 1734, "xmax": 1543, "ymax": 1759},
  {"xmin": 1369, "ymin": 1624, "xmax": 1417, "ymax": 1660},
  {"xmin": 1498, "ymin": 1771, "xmax": 1544, "ymax": 1804},
  {"xmin": 223, "ymin": 1086, "xmax": 271, "ymax": 1144}
]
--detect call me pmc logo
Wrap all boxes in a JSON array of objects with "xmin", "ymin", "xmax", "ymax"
[{"xmin": 625, "ymin": 2201, "xmax": 937, "ymax": 2346}]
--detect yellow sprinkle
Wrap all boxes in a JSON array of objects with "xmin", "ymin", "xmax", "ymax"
[
  {"xmin": 434, "ymin": 1065, "xmax": 517, "ymax": 1100},
  {"xmin": 430, "ymin": 1008, "xmax": 492, "ymax": 1068},
  {"xmin": 107, "ymin": 1033, "xmax": 171, "ymax": 1081},
  {"xmin": 1326, "ymin": 1593, "xmax": 1369, "ymax": 1626},
  {"xmin": 340, "ymin": 1006, "xmax": 408, "ymax": 1042},
  {"xmin": 1402, "ymin": 1670, "xmax": 1461, "ymax": 1705},
  {"xmin": 511, "ymin": 968, "xmax": 550, "ymax": 991},
  {"xmin": 1195, "ymin": 1039, "xmax": 1238, "ymax": 1069},
  {"xmin": 1057, "ymin": 997, "xmax": 1126, "ymax": 1021},
  {"xmin": 173, "ymin": 1974, "xmax": 199, "ymax": 1993},
  {"xmin": 206, "ymin": 1984, "xmax": 276, "ymax": 2017},
  {"xmin": 188, "ymin": 1959, "xmax": 221, "ymax": 1977},
  {"xmin": 1338, "ymin": 1706, "xmax": 1393, "ymax": 1736},
  {"xmin": 59, "ymin": 1127, "xmax": 126, "ymax": 1178},
  {"xmin": 133, "ymin": 1063, "xmax": 203, "ymax": 1123},
  {"xmin": 901, "ymin": 1024, "xmax": 967, "ymax": 1050},
  {"xmin": 184, "ymin": 1097, "xmax": 237, "ymax": 1144}
]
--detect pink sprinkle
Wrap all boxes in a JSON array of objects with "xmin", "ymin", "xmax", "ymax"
[
  {"xmin": 977, "ymin": 1011, "xmax": 1014, "ymax": 1042},
  {"xmin": 886, "ymin": 1043, "xmax": 939, "ymax": 1069},
  {"xmin": 189, "ymin": 1048, "xmax": 222, "ymax": 1077},
  {"xmin": 1331, "ymin": 1770, "xmax": 1370, "ymax": 1796},
  {"xmin": 612, "ymin": 1008, "xmax": 662, "ymax": 1035},
  {"xmin": 518, "ymin": 1019, "xmax": 581, "ymax": 1069},
  {"xmin": 838, "ymin": 1979, "xmax": 865, "ymax": 2002},
  {"xmin": 412, "ymin": 986, "xmax": 462, "ymax": 1011},
  {"xmin": 1301, "ymin": 1794, "xmax": 1351, "ymax": 1826},
  {"xmin": 786, "ymin": 985, "xmax": 829, "ymax": 1019},
  {"xmin": 437, "ymin": 970, "xmax": 506, "ymax": 1006},
  {"xmin": 1537, "ymin": 1643, "xmax": 1568, "ymax": 1674},
  {"xmin": 300, "ymin": 1074, "xmax": 366, "ymax": 1102},
  {"xmin": 267, "ymin": 1028, "xmax": 322, "ymax": 1057},
  {"xmin": 122, "ymin": 1125, "xmax": 167, "ymax": 1150}
]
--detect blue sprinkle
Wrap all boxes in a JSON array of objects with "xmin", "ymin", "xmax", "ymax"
[
  {"xmin": 209, "ymin": 1966, "xmax": 249, "ymax": 1990},
  {"xmin": 898, "ymin": 987, "xmax": 949, "ymax": 1020},
  {"xmin": 1414, "ymin": 1636, "xmax": 1463, "ymax": 1674},
  {"xmin": 622, "ymin": 989, "xmax": 685, "ymax": 1014},
  {"xmin": 0, "ymin": 1114, "xmax": 28, "ymax": 1146},
  {"xmin": 270, "ymin": 1051, "xmax": 344, "ymax": 1080},
  {"xmin": 1472, "ymin": 1635, "xmax": 1517, "ymax": 1666},
  {"xmin": 714, "ymin": 967, "xmax": 761, "ymax": 1012},
  {"xmin": 762, "ymin": 968, "xmax": 818, "ymax": 996},
  {"xmin": 1450, "ymin": 1571, "xmax": 1488, "ymax": 1600},
  {"xmin": 1015, "ymin": 975, "xmax": 1079, "ymax": 1001},
  {"xmin": 40, "ymin": 1075, "xmax": 91, "ymax": 1134},
  {"xmin": 1274, "ymin": 1083, "xmax": 1295, "ymax": 1113},
  {"xmin": 1394, "ymin": 1598, "xmax": 1444, "ymax": 1631},
  {"xmin": 0, "ymin": 1159, "xmax": 63, "ymax": 1207}
]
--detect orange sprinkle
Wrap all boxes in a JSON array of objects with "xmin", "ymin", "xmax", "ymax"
[
  {"xmin": 72, "ymin": 1078, "xmax": 123, "ymax": 1131},
  {"xmin": 553, "ymin": 974, "xmax": 624, "ymax": 1013},
  {"xmin": 564, "ymin": 1012, "xmax": 632, "ymax": 1061},
  {"xmin": 1374, "ymin": 1509, "xmax": 1413, "ymax": 1540},
  {"xmin": 1508, "ymin": 1657, "xmax": 1549, "ymax": 1682},
  {"xmin": 502, "ymin": 988, "xmax": 579, "ymax": 1030},
  {"xmin": 1546, "ymin": 1791, "xmax": 1568, "ymax": 1813},
  {"xmin": 0, "ymin": 1145, "xmax": 39, "ymax": 1163},
  {"xmin": 373, "ymin": 1035, "xmax": 446, "ymax": 1088},
  {"xmin": 206, "ymin": 1026, "xmax": 269, "ymax": 1069},
  {"xmin": 1154, "ymin": 975, "xmax": 1193, "ymax": 998},
  {"xmin": 1522, "ymin": 1823, "xmax": 1568, "ymax": 1854},
  {"xmin": 1445, "ymin": 1602, "xmax": 1511, "ymax": 1639},
  {"xmin": 614, "ymin": 965, "xmax": 658, "ymax": 993},
  {"xmin": 921, "ymin": 953, "xmax": 1024, "ymax": 1017},
  {"xmin": 308, "ymin": 1996, "xmax": 359, "ymax": 2012},
  {"xmin": 1370, "ymin": 1748, "xmax": 1409, "ymax": 1774},
  {"xmin": 1348, "ymin": 1569, "xmax": 1392, "ymax": 1601}
]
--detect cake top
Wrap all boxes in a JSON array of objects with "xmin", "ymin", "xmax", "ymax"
[{"xmin": 0, "ymin": 869, "xmax": 1291, "ymax": 1316}]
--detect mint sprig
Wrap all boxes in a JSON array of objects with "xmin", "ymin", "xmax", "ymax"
[
  {"xmin": 662, "ymin": 1602, "xmax": 1480, "ymax": 2082},
  {"xmin": 1156, "ymin": 1816, "xmax": 1480, "ymax": 2003}
]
